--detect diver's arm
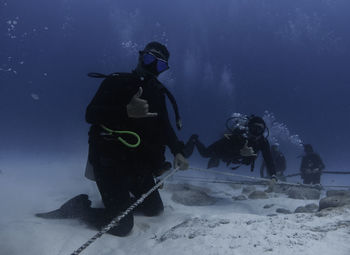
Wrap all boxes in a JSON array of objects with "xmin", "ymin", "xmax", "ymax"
[
  {"xmin": 280, "ymin": 154, "xmax": 287, "ymax": 172},
  {"xmin": 159, "ymin": 95, "xmax": 188, "ymax": 170},
  {"xmin": 317, "ymin": 154, "xmax": 325, "ymax": 170},
  {"xmin": 299, "ymin": 157, "xmax": 308, "ymax": 178},
  {"xmin": 160, "ymin": 94, "xmax": 183, "ymax": 156}
]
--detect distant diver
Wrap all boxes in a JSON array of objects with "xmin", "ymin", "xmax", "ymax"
[
  {"xmin": 182, "ymin": 114, "xmax": 277, "ymax": 181},
  {"xmin": 300, "ymin": 144, "xmax": 325, "ymax": 184},
  {"xmin": 36, "ymin": 41, "xmax": 189, "ymax": 236}
]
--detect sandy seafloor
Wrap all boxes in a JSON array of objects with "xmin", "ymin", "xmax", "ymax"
[{"xmin": 0, "ymin": 159, "xmax": 349, "ymax": 255}]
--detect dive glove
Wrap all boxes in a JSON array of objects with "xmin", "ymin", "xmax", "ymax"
[
  {"xmin": 267, "ymin": 175, "xmax": 278, "ymax": 191},
  {"xmin": 270, "ymin": 174, "xmax": 278, "ymax": 183},
  {"xmin": 174, "ymin": 153, "xmax": 189, "ymax": 170}
]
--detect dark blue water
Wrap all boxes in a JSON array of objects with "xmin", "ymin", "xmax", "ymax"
[{"xmin": 1, "ymin": 0, "xmax": 350, "ymax": 180}]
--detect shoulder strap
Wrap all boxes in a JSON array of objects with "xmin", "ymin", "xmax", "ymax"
[{"xmin": 161, "ymin": 86, "xmax": 182, "ymax": 130}]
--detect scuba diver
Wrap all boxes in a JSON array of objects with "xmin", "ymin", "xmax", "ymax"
[
  {"xmin": 260, "ymin": 145, "xmax": 286, "ymax": 181},
  {"xmin": 36, "ymin": 42, "xmax": 189, "ymax": 236},
  {"xmin": 183, "ymin": 115, "xmax": 277, "ymax": 180},
  {"xmin": 300, "ymin": 144, "xmax": 325, "ymax": 184}
]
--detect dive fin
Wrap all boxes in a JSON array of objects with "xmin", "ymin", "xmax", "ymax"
[{"xmin": 35, "ymin": 194, "xmax": 91, "ymax": 219}]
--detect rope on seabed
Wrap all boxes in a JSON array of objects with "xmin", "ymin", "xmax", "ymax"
[
  {"xmin": 172, "ymin": 174, "xmax": 350, "ymax": 189},
  {"xmin": 174, "ymin": 175, "xmax": 271, "ymax": 185},
  {"xmin": 189, "ymin": 167, "xmax": 323, "ymax": 189},
  {"xmin": 70, "ymin": 167, "xmax": 179, "ymax": 255},
  {"xmin": 70, "ymin": 166, "xmax": 348, "ymax": 254}
]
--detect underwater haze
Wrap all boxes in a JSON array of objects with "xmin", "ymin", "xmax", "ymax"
[
  {"xmin": 1, "ymin": 0, "xmax": 350, "ymax": 206},
  {"xmin": 2, "ymin": 0, "xmax": 350, "ymax": 167},
  {"xmin": 2, "ymin": 1, "xmax": 350, "ymax": 254}
]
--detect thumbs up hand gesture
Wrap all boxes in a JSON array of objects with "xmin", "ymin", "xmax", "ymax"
[
  {"xmin": 240, "ymin": 140, "xmax": 257, "ymax": 157},
  {"xmin": 127, "ymin": 87, "xmax": 158, "ymax": 118}
]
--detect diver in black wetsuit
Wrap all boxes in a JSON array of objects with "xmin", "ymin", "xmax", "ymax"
[
  {"xmin": 36, "ymin": 42, "xmax": 189, "ymax": 236},
  {"xmin": 183, "ymin": 115, "xmax": 277, "ymax": 179},
  {"xmin": 300, "ymin": 144, "xmax": 325, "ymax": 184}
]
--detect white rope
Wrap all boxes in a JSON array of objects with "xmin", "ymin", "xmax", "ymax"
[
  {"xmin": 322, "ymin": 185, "xmax": 350, "ymax": 189},
  {"xmin": 173, "ymin": 175, "xmax": 267, "ymax": 185},
  {"xmin": 175, "ymin": 173, "xmax": 350, "ymax": 189},
  {"xmin": 189, "ymin": 167, "xmax": 323, "ymax": 189},
  {"xmin": 70, "ymin": 168, "xmax": 179, "ymax": 255}
]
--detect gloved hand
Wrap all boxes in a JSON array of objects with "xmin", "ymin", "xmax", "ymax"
[
  {"xmin": 270, "ymin": 175, "xmax": 278, "ymax": 183},
  {"xmin": 173, "ymin": 153, "xmax": 189, "ymax": 170},
  {"xmin": 154, "ymin": 161, "xmax": 172, "ymax": 177},
  {"xmin": 240, "ymin": 141, "xmax": 257, "ymax": 157},
  {"xmin": 127, "ymin": 87, "xmax": 158, "ymax": 118},
  {"xmin": 265, "ymin": 175, "xmax": 277, "ymax": 193}
]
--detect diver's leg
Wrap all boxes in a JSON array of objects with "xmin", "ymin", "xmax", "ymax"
[
  {"xmin": 89, "ymin": 171, "xmax": 133, "ymax": 236},
  {"xmin": 86, "ymin": 145, "xmax": 135, "ymax": 237},
  {"xmin": 130, "ymin": 173, "xmax": 164, "ymax": 217},
  {"xmin": 315, "ymin": 174, "xmax": 321, "ymax": 184},
  {"xmin": 311, "ymin": 173, "xmax": 321, "ymax": 185},
  {"xmin": 82, "ymin": 207, "xmax": 134, "ymax": 237},
  {"xmin": 182, "ymin": 134, "xmax": 199, "ymax": 158},
  {"xmin": 195, "ymin": 139, "xmax": 212, "ymax": 158},
  {"xmin": 303, "ymin": 175, "xmax": 312, "ymax": 184}
]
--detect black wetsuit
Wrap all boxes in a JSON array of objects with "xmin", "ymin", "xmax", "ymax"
[
  {"xmin": 184, "ymin": 132, "xmax": 276, "ymax": 177},
  {"xmin": 300, "ymin": 152, "xmax": 325, "ymax": 184},
  {"xmin": 84, "ymin": 72, "xmax": 182, "ymax": 235}
]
